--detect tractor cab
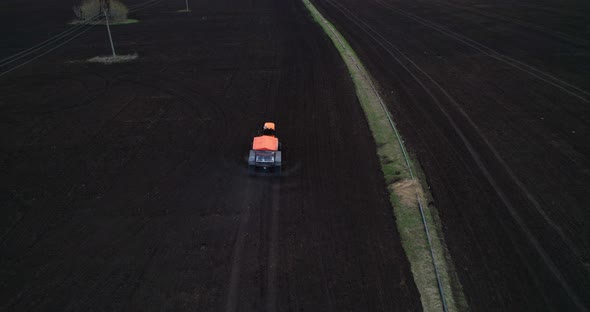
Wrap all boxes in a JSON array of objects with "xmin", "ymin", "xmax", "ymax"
[{"xmin": 253, "ymin": 122, "xmax": 279, "ymax": 151}]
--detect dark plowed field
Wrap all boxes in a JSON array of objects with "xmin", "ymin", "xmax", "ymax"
[
  {"xmin": 0, "ymin": 0, "xmax": 421, "ymax": 311},
  {"xmin": 312, "ymin": 0, "xmax": 590, "ymax": 310}
]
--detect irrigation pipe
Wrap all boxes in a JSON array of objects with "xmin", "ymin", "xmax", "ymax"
[{"xmin": 418, "ymin": 195, "xmax": 449, "ymax": 312}]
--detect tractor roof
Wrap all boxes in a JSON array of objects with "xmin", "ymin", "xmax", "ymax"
[
  {"xmin": 264, "ymin": 122, "xmax": 275, "ymax": 130},
  {"xmin": 253, "ymin": 135, "xmax": 279, "ymax": 151}
]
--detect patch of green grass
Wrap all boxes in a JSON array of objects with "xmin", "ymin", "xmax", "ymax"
[
  {"xmin": 113, "ymin": 18, "xmax": 139, "ymax": 25},
  {"xmin": 382, "ymin": 161, "xmax": 401, "ymax": 183},
  {"xmin": 69, "ymin": 18, "xmax": 139, "ymax": 26}
]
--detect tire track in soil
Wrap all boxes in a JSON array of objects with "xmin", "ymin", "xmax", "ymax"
[
  {"xmin": 0, "ymin": 90, "xmax": 138, "ymax": 247},
  {"xmin": 373, "ymin": 0, "xmax": 584, "ymax": 263},
  {"xmin": 314, "ymin": 0, "xmax": 590, "ymax": 309},
  {"xmin": 1, "ymin": 0, "xmax": 422, "ymax": 310},
  {"xmin": 374, "ymin": 0, "xmax": 590, "ymax": 103},
  {"xmin": 224, "ymin": 178, "xmax": 281, "ymax": 312},
  {"xmin": 324, "ymin": 0, "xmax": 583, "ymax": 305},
  {"xmin": 22, "ymin": 94, "xmax": 171, "ymax": 252},
  {"xmin": 224, "ymin": 180, "xmax": 254, "ymax": 312},
  {"xmin": 0, "ymin": 72, "xmax": 136, "ymax": 239},
  {"xmin": 265, "ymin": 183, "xmax": 280, "ymax": 312},
  {"xmin": 424, "ymin": 0, "xmax": 590, "ymax": 48}
]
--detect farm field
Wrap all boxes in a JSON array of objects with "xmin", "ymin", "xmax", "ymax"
[
  {"xmin": 0, "ymin": 0, "xmax": 421, "ymax": 311},
  {"xmin": 312, "ymin": 0, "xmax": 590, "ymax": 310}
]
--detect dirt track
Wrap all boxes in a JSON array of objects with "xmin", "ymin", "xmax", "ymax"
[
  {"xmin": 312, "ymin": 0, "xmax": 590, "ymax": 310},
  {"xmin": 0, "ymin": 0, "xmax": 422, "ymax": 311}
]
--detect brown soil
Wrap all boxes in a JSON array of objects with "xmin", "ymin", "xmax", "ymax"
[
  {"xmin": 0, "ymin": 0, "xmax": 422, "ymax": 310},
  {"xmin": 312, "ymin": 0, "xmax": 590, "ymax": 310}
]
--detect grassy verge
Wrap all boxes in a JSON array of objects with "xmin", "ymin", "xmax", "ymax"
[
  {"xmin": 301, "ymin": 0, "xmax": 468, "ymax": 310},
  {"xmin": 70, "ymin": 19, "xmax": 140, "ymax": 26},
  {"xmin": 111, "ymin": 19, "xmax": 140, "ymax": 25},
  {"xmin": 87, "ymin": 53, "xmax": 138, "ymax": 64}
]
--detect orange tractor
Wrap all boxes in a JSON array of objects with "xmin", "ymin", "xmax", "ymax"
[{"xmin": 248, "ymin": 122, "xmax": 282, "ymax": 174}]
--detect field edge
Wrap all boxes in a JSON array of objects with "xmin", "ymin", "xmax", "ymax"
[{"xmin": 301, "ymin": 0, "xmax": 468, "ymax": 310}]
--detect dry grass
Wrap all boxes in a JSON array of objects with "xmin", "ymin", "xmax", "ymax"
[
  {"xmin": 392, "ymin": 179, "xmax": 424, "ymax": 207},
  {"xmin": 391, "ymin": 178, "xmax": 466, "ymax": 311},
  {"xmin": 87, "ymin": 53, "xmax": 138, "ymax": 64}
]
